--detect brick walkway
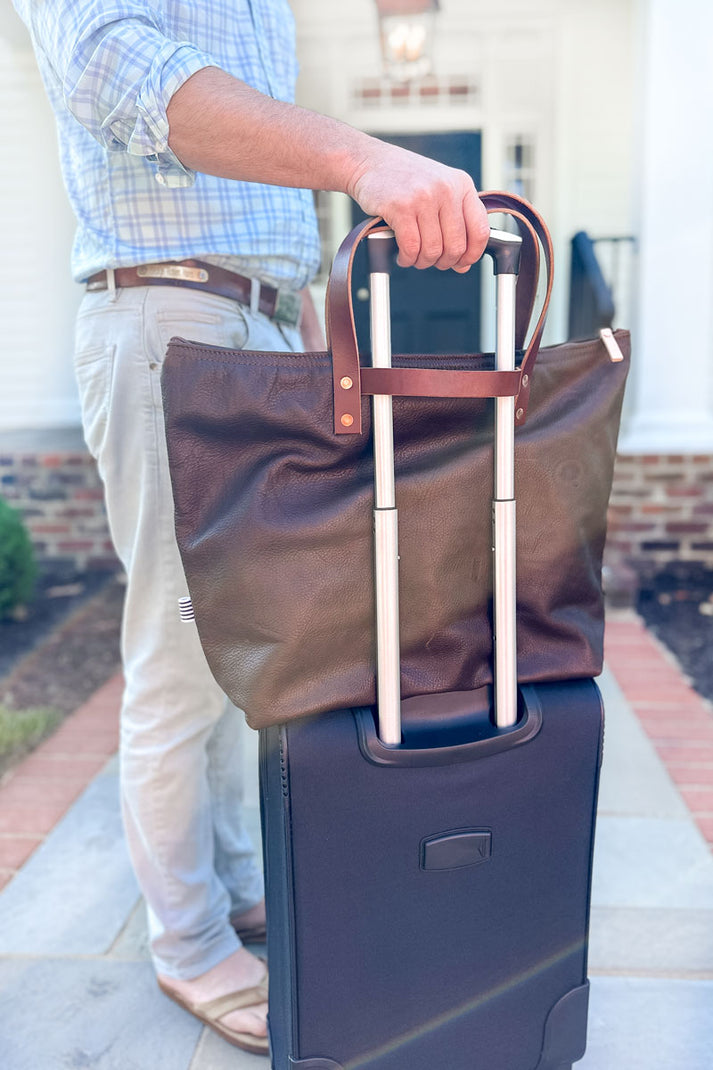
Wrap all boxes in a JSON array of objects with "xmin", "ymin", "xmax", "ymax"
[
  {"xmin": 605, "ymin": 613, "xmax": 713, "ymax": 849},
  {"xmin": 0, "ymin": 673, "xmax": 122, "ymax": 891},
  {"xmin": 1, "ymin": 610, "xmax": 712, "ymax": 892}
]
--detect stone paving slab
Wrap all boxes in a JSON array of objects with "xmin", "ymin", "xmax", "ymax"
[
  {"xmin": 591, "ymin": 814, "xmax": 713, "ymax": 910},
  {"xmin": 0, "ymin": 958, "xmax": 201, "ymax": 1070},
  {"xmin": 580, "ymin": 977, "xmax": 713, "ymax": 1069},
  {"xmin": 0, "ymin": 759, "xmax": 139, "ymax": 956},
  {"xmin": 588, "ymin": 906, "xmax": 713, "ymax": 974},
  {"xmin": 189, "ymin": 1027, "xmax": 270, "ymax": 1070},
  {"xmin": 107, "ymin": 898, "xmax": 150, "ymax": 962},
  {"xmin": 596, "ymin": 668, "xmax": 689, "ymax": 819}
]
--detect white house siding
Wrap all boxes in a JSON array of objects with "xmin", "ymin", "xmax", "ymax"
[{"xmin": 0, "ymin": 7, "xmax": 82, "ymax": 432}]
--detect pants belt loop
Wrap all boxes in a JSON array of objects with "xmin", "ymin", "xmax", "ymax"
[
  {"xmin": 250, "ymin": 277, "xmax": 260, "ymax": 316},
  {"xmin": 106, "ymin": 267, "xmax": 117, "ymax": 303}
]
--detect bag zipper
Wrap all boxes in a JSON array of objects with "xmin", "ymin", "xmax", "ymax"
[{"xmin": 599, "ymin": 327, "xmax": 625, "ymax": 362}]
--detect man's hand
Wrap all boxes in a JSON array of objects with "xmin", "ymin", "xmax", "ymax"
[{"xmin": 346, "ymin": 140, "xmax": 489, "ymax": 272}]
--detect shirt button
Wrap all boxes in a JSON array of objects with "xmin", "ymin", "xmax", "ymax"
[{"xmin": 155, "ymin": 173, "xmax": 166, "ymax": 186}]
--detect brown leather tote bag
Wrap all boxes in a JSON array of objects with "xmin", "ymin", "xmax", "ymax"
[{"xmin": 161, "ymin": 193, "xmax": 630, "ymax": 730}]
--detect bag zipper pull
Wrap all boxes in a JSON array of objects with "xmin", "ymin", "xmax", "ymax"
[{"xmin": 599, "ymin": 327, "xmax": 624, "ymax": 363}]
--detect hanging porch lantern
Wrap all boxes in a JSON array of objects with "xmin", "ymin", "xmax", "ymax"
[{"xmin": 375, "ymin": 0, "xmax": 440, "ymax": 83}]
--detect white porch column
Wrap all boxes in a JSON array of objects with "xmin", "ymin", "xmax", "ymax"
[{"xmin": 620, "ymin": 0, "xmax": 713, "ymax": 453}]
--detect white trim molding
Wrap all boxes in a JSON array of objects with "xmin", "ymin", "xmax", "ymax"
[
  {"xmin": 621, "ymin": 0, "xmax": 713, "ymax": 454},
  {"xmin": 619, "ymin": 413, "xmax": 713, "ymax": 456}
]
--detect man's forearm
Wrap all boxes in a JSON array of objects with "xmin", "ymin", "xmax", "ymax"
[
  {"xmin": 167, "ymin": 67, "xmax": 489, "ymax": 272},
  {"xmin": 167, "ymin": 67, "xmax": 369, "ymax": 196}
]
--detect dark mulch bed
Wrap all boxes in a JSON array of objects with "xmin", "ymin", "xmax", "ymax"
[
  {"xmin": 0, "ymin": 569, "xmax": 124, "ymax": 775},
  {"xmin": 636, "ymin": 562, "xmax": 713, "ymax": 705},
  {"xmin": 0, "ymin": 569, "xmax": 119, "ymax": 680}
]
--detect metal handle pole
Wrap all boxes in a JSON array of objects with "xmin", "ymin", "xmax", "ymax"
[
  {"xmin": 369, "ymin": 231, "xmax": 401, "ymax": 745},
  {"xmin": 484, "ymin": 227, "xmax": 522, "ymax": 729},
  {"xmin": 493, "ymin": 271, "xmax": 518, "ymax": 728}
]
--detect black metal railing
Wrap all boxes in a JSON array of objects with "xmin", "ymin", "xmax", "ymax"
[{"xmin": 568, "ymin": 232, "xmax": 636, "ymax": 340}]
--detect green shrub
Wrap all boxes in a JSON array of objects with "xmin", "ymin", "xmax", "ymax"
[
  {"xmin": 0, "ymin": 497, "xmax": 37, "ymax": 619},
  {"xmin": 0, "ymin": 706, "xmax": 60, "ymax": 760}
]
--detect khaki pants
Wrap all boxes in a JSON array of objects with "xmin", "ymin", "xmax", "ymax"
[{"xmin": 74, "ymin": 283, "xmax": 301, "ymax": 979}]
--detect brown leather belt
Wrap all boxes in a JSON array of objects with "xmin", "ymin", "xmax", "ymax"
[{"xmin": 85, "ymin": 259, "xmax": 302, "ymax": 327}]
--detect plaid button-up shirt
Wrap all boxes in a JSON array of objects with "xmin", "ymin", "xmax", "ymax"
[{"xmin": 14, "ymin": 0, "xmax": 321, "ymax": 287}]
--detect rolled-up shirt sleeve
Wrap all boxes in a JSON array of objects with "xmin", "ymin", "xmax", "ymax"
[{"xmin": 19, "ymin": 1, "xmax": 218, "ymax": 188}]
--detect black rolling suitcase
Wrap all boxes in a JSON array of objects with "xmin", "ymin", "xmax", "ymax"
[{"xmin": 259, "ymin": 230, "xmax": 603, "ymax": 1070}]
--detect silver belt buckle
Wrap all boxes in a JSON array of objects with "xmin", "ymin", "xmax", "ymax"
[
  {"xmin": 137, "ymin": 264, "xmax": 209, "ymax": 283},
  {"xmin": 273, "ymin": 288, "xmax": 302, "ymax": 328}
]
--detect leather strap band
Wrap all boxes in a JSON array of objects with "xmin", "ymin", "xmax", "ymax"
[
  {"xmin": 326, "ymin": 192, "xmax": 553, "ymax": 435},
  {"xmin": 85, "ymin": 259, "xmax": 303, "ymax": 327},
  {"xmin": 361, "ymin": 366, "xmax": 522, "ymax": 399},
  {"xmin": 482, "ymin": 194, "xmax": 554, "ymax": 426}
]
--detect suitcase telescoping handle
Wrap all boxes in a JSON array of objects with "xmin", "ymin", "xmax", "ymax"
[{"xmin": 367, "ymin": 228, "xmax": 523, "ymax": 745}]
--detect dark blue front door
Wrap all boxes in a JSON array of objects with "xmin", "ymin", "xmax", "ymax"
[{"xmin": 351, "ymin": 130, "xmax": 483, "ymax": 356}]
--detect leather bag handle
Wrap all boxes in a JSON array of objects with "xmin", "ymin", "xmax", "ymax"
[{"xmin": 326, "ymin": 191, "xmax": 554, "ymax": 435}]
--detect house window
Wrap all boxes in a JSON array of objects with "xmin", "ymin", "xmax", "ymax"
[
  {"xmin": 352, "ymin": 75, "xmax": 480, "ymax": 109},
  {"xmin": 504, "ymin": 136, "xmax": 536, "ymax": 202}
]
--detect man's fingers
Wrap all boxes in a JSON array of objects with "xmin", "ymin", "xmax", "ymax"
[
  {"xmin": 433, "ymin": 205, "xmax": 468, "ymax": 271},
  {"xmin": 394, "ymin": 216, "xmax": 422, "ymax": 269},
  {"xmin": 454, "ymin": 186, "xmax": 490, "ymax": 272},
  {"xmin": 393, "ymin": 185, "xmax": 487, "ymax": 272},
  {"xmin": 392, "ymin": 204, "xmax": 446, "ymax": 270},
  {"xmin": 412, "ymin": 212, "xmax": 444, "ymax": 270}
]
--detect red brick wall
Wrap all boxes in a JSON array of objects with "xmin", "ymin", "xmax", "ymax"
[
  {"xmin": 2, "ymin": 445, "xmax": 712, "ymax": 580},
  {"xmin": 606, "ymin": 454, "xmax": 713, "ymax": 570},
  {"xmin": 0, "ymin": 447, "xmax": 118, "ymax": 573}
]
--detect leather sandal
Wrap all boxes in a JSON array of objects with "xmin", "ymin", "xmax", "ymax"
[{"xmin": 157, "ymin": 966, "xmax": 269, "ymax": 1055}]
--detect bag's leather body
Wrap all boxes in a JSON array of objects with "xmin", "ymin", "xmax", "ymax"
[{"xmin": 162, "ymin": 325, "xmax": 629, "ymax": 729}]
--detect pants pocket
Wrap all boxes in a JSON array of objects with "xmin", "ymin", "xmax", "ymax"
[
  {"xmin": 73, "ymin": 344, "xmax": 116, "ymax": 460},
  {"xmin": 153, "ymin": 291, "xmax": 250, "ymax": 364}
]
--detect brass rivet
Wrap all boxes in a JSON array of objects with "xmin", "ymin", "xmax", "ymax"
[
  {"xmin": 516, "ymin": 407, "xmax": 524, "ymax": 420},
  {"xmin": 522, "ymin": 374, "xmax": 529, "ymax": 387},
  {"xmin": 341, "ymin": 413, "xmax": 354, "ymax": 427},
  {"xmin": 340, "ymin": 376, "xmax": 353, "ymax": 390}
]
